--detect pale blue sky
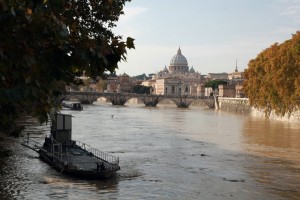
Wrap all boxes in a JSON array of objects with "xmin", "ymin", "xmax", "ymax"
[{"xmin": 114, "ymin": 0, "xmax": 300, "ymax": 76}]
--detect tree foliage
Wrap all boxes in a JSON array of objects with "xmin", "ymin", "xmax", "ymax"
[
  {"xmin": 132, "ymin": 85, "xmax": 151, "ymax": 94},
  {"xmin": 204, "ymin": 80, "xmax": 227, "ymax": 90},
  {"xmin": 133, "ymin": 73, "xmax": 148, "ymax": 80},
  {"xmin": 0, "ymin": 0, "xmax": 134, "ymax": 134},
  {"xmin": 244, "ymin": 31, "xmax": 300, "ymax": 117}
]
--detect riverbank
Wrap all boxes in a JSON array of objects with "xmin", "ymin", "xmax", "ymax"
[
  {"xmin": 217, "ymin": 97, "xmax": 300, "ymax": 123},
  {"xmin": 0, "ymin": 147, "xmax": 11, "ymax": 158},
  {"xmin": 0, "ymin": 115, "xmax": 42, "ymax": 160},
  {"xmin": 0, "ymin": 134, "xmax": 13, "ymax": 159}
]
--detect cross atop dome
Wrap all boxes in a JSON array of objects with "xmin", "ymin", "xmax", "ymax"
[{"xmin": 177, "ymin": 46, "xmax": 182, "ymax": 55}]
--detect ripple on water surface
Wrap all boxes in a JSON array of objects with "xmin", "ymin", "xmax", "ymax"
[{"xmin": 1, "ymin": 103, "xmax": 300, "ymax": 199}]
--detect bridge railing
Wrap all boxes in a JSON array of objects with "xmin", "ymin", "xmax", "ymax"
[{"xmin": 65, "ymin": 91, "xmax": 213, "ymax": 99}]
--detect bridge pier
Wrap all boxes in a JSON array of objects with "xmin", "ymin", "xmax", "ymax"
[
  {"xmin": 108, "ymin": 95, "xmax": 129, "ymax": 106},
  {"xmin": 171, "ymin": 96, "xmax": 194, "ymax": 108},
  {"xmin": 177, "ymin": 102, "xmax": 189, "ymax": 108},
  {"xmin": 144, "ymin": 102, "xmax": 157, "ymax": 107},
  {"xmin": 142, "ymin": 96, "xmax": 162, "ymax": 107},
  {"xmin": 61, "ymin": 92, "xmax": 215, "ymax": 109},
  {"xmin": 68, "ymin": 93, "xmax": 97, "ymax": 104},
  {"xmin": 81, "ymin": 99, "xmax": 93, "ymax": 104}
]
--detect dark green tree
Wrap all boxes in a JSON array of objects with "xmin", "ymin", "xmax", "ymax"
[
  {"xmin": 204, "ymin": 80, "xmax": 227, "ymax": 90},
  {"xmin": 0, "ymin": 0, "xmax": 134, "ymax": 135},
  {"xmin": 132, "ymin": 85, "xmax": 151, "ymax": 94},
  {"xmin": 133, "ymin": 73, "xmax": 148, "ymax": 80}
]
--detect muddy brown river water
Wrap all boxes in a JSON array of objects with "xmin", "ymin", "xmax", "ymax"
[{"xmin": 0, "ymin": 102, "xmax": 299, "ymax": 200}]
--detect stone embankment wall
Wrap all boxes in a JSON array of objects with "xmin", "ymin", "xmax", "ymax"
[
  {"xmin": 250, "ymin": 107, "xmax": 300, "ymax": 123},
  {"xmin": 216, "ymin": 97, "xmax": 251, "ymax": 114},
  {"xmin": 216, "ymin": 97, "xmax": 300, "ymax": 123}
]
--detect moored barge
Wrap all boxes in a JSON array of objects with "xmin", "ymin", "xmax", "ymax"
[{"xmin": 22, "ymin": 113, "xmax": 120, "ymax": 179}]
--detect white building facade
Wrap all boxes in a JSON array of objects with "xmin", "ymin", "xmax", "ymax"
[{"xmin": 142, "ymin": 47, "xmax": 203, "ymax": 96}]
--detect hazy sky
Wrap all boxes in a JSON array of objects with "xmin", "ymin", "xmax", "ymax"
[{"xmin": 114, "ymin": 0, "xmax": 300, "ymax": 76}]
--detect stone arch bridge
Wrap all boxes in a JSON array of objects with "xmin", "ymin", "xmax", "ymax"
[{"xmin": 60, "ymin": 91, "xmax": 215, "ymax": 109}]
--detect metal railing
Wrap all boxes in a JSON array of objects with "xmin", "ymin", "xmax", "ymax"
[
  {"xmin": 74, "ymin": 140, "xmax": 119, "ymax": 164},
  {"xmin": 22, "ymin": 134, "xmax": 120, "ymax": 173},
  {"xmin": 52, "ymin": 143, "xmax": 62, "ymax": 161}
]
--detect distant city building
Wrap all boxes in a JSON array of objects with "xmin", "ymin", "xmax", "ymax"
[
  {"xmin": 228, "ymin": 69, "xmax": 244, "ymax": 80},
  {"xmin": 218, "ymin": 85, "xmax": 236, "ymax": 97},
  {"xmin": 142, "ymin": 47, "xmax": 203, "ymax": 95},
  {"xmin": 106, "ymin": 73, "xmax": 137, "ymax": 93},
  {"xmin": 218, "ymin": 62, "xmax": 246, "ymax": 98},
  {"xmin": 235, "ymin": 84, "xmax": 245, "ymax": 98},
  {"xmin": 207, "ymin": 61, "xmax": 244, "ymax": 82},
  {"xmin": 228, "ymin": 66, "xmax": 245, "ymax": 86},
  {"xmin": 205, "ymin": 87, "xmax": 214, "ymax": 96},
  {"xmin": 117, "ymin": 73, "xmax": 133, "ymax": 92},
  {"xmin": 207, "ymin": 72, "xmax": 229, "ymax": 80},
  {"xmin": 106, "ymin": 75, "xmax": 118, "ymax": 92}
]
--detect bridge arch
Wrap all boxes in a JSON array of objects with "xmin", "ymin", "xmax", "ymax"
[
  {"xmin": 58, "ymin": 95, "xmax": 81, "ymax": 103},
  {"xmin": 155, "ymin": 97, "xmax": 181, "ymax": 107},
  {"xmin": 156, "ymin": 96, "xmax": 194, "ymax": 108},
  {"xmin": 189, "ymin": 99, "xmax": 215, "ymax": 109},
  {"xmin": 61, "ymin": 91, "xmax": 215, "ymax": 108}
]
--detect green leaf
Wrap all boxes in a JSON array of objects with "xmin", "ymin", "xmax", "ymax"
[{"xmin": 126, "ymin": 37, "xmax": 135, "ymax": 49}]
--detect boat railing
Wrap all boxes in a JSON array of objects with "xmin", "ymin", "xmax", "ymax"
[
  {"xmin": 74, "ymin": 140, "xmax": 119, "ymax": 164},
  {"xmin": 52, "ymin": 143, "xmax": 63, "ymax": 161},
  {"xmin": 61, "ymin": 150, "xmax": 119, "ymax": 172}
]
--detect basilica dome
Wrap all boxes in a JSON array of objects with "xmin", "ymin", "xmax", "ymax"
[
  {"xmin": 170, "ymin": 48, "xmax": 188, "ymax": 66},
  {"xmin": 169, "ymin": 47, "xmax": 189, "ymax": 74}
]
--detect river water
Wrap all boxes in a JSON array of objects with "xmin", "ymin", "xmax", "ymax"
[{"xmin": 0, "ymin": 102, "xmax": 300, "ymax": 200}]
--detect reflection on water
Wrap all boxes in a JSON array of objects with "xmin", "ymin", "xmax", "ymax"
[
  {"xmin": 0, "ymin": 102, "xmax": 299, "ymax": 199},
  {"xmin": 242, "ymin": 118, "xmax": 300, "ymax": 199},
  {"xmin": 243, "ymin": 118, "xmax": 300, "ymax": 150},
  {"xmin": 243, "ymin": 116, "xmax": 300, "ymax": 169}
]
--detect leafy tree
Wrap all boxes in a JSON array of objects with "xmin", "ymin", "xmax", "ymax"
[
  {"xmin": 204, "ymin": 80, "xmax": 227, "ymax": 90},
  {"xmin": 0, "ymin": 0, "xmax": 134, "ymax": 135},
  {"xmin": 244, "ymin": 31, "xmax": 300, "ymax": 117},
  {"xmin": 133, "ymin": 73, "xmax": 148, "ymax": 80},
  {"xmin": 133, "ymin": 85, "xmax": 151, "ymax": 94}
]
